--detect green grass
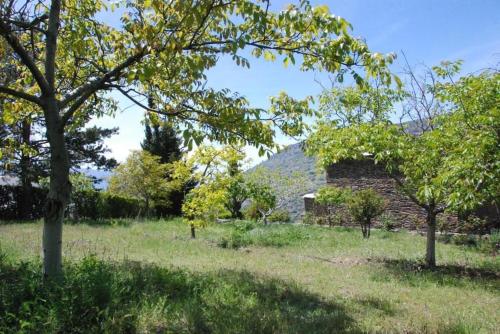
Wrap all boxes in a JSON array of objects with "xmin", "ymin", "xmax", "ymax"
[{"xmin": 0, "ymin": 218, "xmax": 499, "ymax": 333}]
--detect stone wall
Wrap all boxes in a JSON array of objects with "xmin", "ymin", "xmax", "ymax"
[{"xmin": 306, "ymin": 159, "xmax": 458, "ymax": 230}]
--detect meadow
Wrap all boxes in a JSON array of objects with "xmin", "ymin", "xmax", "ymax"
[{"xmin": 0, "ymin": 219, "xmax": 499, "ymax": 333}]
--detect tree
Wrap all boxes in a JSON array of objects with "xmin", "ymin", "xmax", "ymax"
[
  {"xmin": 0, "ymin": 0, "xmax": 394, "ymax": 278},
  {"xmin": 141, "ymin": 113, "xmax": 186, "ymax": 215},
  {"xmin": 182, "ymin": 177, "xmax": 230, "ymax": 238},
  {"xmin": 171, "ymin": 145, "xmax": 248, "ymax": 235},
  {"xmin": 315, "ymin": 186, "xmax": 351, "ymax": 226},
  {"xmin": 0, "ymin": 112, "xmax": 118, "ymax": 218},
  {"xmin": 108, "ymin": 150, "xmax": 172, "ymax": 216},
  {"xmin": 307, "ymin": 61, "xmax": 499, "ymax": 266},
  {"xmin": 246, "ymin": 166, "xmax": 310, "ymax": 224},
  {"xmin": 142, "ymin": 117, "xmax": 182, "ymax": 164},
  {"xmin": 431, "ymin": 66, "xmax": 499, "ymax": 214},
  {"xmin": 347, "ymin": 189, "xmax": 385, "ymax": 238}
]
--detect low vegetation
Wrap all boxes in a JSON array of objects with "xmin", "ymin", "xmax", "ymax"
[{"xmin": 1, "ymin": 219, "xmax": 498, "ymax": 333}]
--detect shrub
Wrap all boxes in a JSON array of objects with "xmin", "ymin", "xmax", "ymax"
[
  {"xmin": 219, "ymin": 223, "xmax": 308, "ymax": 249},
  {"xmin": 459, "ymin": 215, "xmax": 491, "ymax": 234},
  {"xmin": 315, "ymin": 186, "xmax": 350, "ymax": 227},
  {"xmin": 437, "ymin": 216, "xmax": 451, "ymax": 234},
  {"xmin": 72, "ymin": 189, "xmax": 101, "ymax": 220},
  {"xmin": 242, "ymin": 202, "xmax": 260, "ymax": 221},
  {"xmin": 379, "ymin": 213, "xmax": 397, "ymax": 231},
  {"xmin": 268, "ymin": 209, "xmax": 291, "ymax": 223},
  {"xmin": 0, "ymin": 185, "xmax": 47, "ymax": 220},
  {"xmin": 479, "ymin": 229, "xmax": 500, "ymax": 254},
  {"xmin": 451, "ymin": 234, "xmax": 477, "ymax": 247},
  {"xmin": 347, "ymin": 189, "xmax": 385, "ymax": 238},
  {"xmin": 219, "ymin": 229, "xmax": 251, "ymax": 249},
  {"xmin": 218, "ymin": 221, "xmax": 256, "ymax": 249},
  {"xmin": 99, "ymin": 193, "xmax": 144, "ymax": 218},
  {"xmin": 301, "ymin": 212, "xmax": 316, "ymax": 225}
]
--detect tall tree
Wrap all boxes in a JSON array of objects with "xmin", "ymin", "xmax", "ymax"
[
  {"xmin": 141, "ymin": 110, "xmax": 185, "ymax": 214},
  {"xmin": 0, "ymin": 110, "xmax": 117, "ymax": 218},
  {"xmin": 142, "ymin": 118, "xmax": 182, "ymax": 164},
  {"xmin": 307, "ymin": 62, "xmax": 499, "ymax": 267},
  {"xmin": 108, "ymin": 150, "xmax": 172, "ymax": 216},
  {"xmin": 0, "ymin": 0, "xmax": 394, "ymax": 278}
]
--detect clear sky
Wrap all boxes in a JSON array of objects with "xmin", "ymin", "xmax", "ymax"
[{"xmin": 91, "ymin": 0, "xmax": 500, "ymax": 164}]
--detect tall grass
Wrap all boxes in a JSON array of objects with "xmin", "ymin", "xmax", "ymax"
[{"xmin": 0, "ymin": 219, "xmax": 499, "ymax": 333}]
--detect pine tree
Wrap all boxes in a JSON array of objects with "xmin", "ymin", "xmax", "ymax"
[{"xmin": 141, "ymin": 97, "xmax": 186, "ymax": 215}]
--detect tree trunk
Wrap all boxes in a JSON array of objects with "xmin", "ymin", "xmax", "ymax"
[
  {"xmin": 190, "ymin": 224, "xmax": 196, "ymax": 239},
  {"xmin": 19, "ymin": 119, "xmax": 33, "ymax": 219},
  {"xmin": 425, "ymin": 211, "xmax": 437, "ymax": 267},
  {"xmin": 42, "ymin": 100, "xmax": 71, "ymax": 279}
]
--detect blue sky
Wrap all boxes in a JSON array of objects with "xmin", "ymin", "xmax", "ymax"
[{"xmin": 91, "ymin": 0, "xmax": 500, "ymax": 164}]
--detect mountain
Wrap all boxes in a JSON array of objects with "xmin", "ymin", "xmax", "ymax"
[
  {"xmin": 81, "ymin": 168, "xmax": 111, "ymax": 190},
  {"xmin": 249, "ymin": 142, "xmax": 326, "ymax": 220}
]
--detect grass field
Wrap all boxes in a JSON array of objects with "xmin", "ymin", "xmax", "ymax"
[{"xmin": 0, "ymin": 219, "xmax": 499, "ymax": 333}]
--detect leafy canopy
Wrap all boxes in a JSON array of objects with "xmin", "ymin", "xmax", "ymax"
[
  {"xmin": 0, "ymin": 0, "xmax": 396, "ymax": 157},
  {"xmin": 307, "ymin": 61, "xmax": 499, "ymax": 213},
  {"xmin": 172, "ymin": 145, "xmax": 247, "ymax": 225},
  {"xmin": 107, "ymin": 150, "xmax": 173, "ymax": 209}
]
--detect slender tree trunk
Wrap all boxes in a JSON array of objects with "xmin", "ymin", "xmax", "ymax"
[
  {"xmin": 19, "ymin": 119, "xmax": 33, "ymax": 219},
  {"xmin": 42, "ymin": 99, "xmax": 71, "ymax": 279},
  {"xmin": 190, "ymin": 224, "xmax": 196, "ymax": 239},
  {"xmin": 425, "ymin": 211, "xmax": 437, "ymax": 267}
]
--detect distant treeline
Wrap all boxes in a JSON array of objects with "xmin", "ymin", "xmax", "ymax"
[{"xmin": 0, "ymin": 186, "xmax": 174, "ymax": 221}]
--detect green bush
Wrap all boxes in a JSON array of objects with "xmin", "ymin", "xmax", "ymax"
[
  {"xmin": 347, "ymin": 189, "xmax": 385, "ymax": 238},
  {"xmin": 301, "ymin": 212, "xmax": 316, "ymax": 225},
  {"xmin": 459, "ymin": 215, "xmax": 492, "ymax": 234},
  {"xmin": 480, "ymin": 229, "xmax": 500, "ymax": 254},
  {"xmin": 379, "ymin": 213, "xmax": 397, "ymax": 231},
  {"xmin": 438, "ymin": 230, "xmax": 500, "ymax": 254},
  {"xmin": 71, "ymin": 189, "xmax": 101, "ymax": 220},
  {"xmin": 315, "ymin": 186, "xmax": 350, "ymax": 207},
  {"xmin": 268, "ymin": 209, "xmax": 291, "ymax": 223},
  {"xmin": 451, "ymin": 234, "xmax": 477, "ymax": 247},
  {"xmin": 242, "ymin": 202, "xmax": 260, "ymax": 221},
  {"xmin": 99, "ymin": 193, "xmax": 144, "ymax": 218}
]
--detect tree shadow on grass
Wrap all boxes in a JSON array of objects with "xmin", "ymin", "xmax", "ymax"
[
  {"xmin": 355, "ymin": 296, "xmax": 398, "ymax": 317},
  {"xmin": 0, "ymin": 256, "xmax": 364, "ymax": 334},
  {"xmin": 373, "ymin": 258, "xmax": 500, "ymax": 291}
]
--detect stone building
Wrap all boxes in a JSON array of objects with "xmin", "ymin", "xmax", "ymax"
[
  {"xmin": 304, "ymin": 158, "xmax": 499, "ymax": 231},
  {"xmin": 304, "ymin": 159, "xmax": 430, "ymax": 229}
]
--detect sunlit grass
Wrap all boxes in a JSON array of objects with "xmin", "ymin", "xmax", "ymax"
[{"xmin": 1, "ymin": 218, "xmax": 499, "ymax": 333}]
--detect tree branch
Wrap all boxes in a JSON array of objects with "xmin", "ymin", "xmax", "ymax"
[
  {"xmin": 0, "ymin": 85, "xmax": 42, "ymax": 105},
  {"xmin": 115, "ymin": 86, "xmax": 184, "ymax": 118},
  {"xmin": 6, "ymin": 13, "xmax": 48, "ymax": 31},
  {"xmin": 389, "ymin": 173, "xmax": 429, "ymax": 211},
  {"xmin": 59, "ymin": 50, "xmax": 146, "ymax": 109},
  {"xmin": 45, "ymin": 0, "xmax": 61, "ymax": 91},
  {"xmin": 0, "ymin": 19, "xmax": 50, "ymax": 95}
]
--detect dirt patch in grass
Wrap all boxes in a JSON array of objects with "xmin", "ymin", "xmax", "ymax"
[{"xmin": 301, "ymin": 255, "xmax": 373, "ymax": 267}]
